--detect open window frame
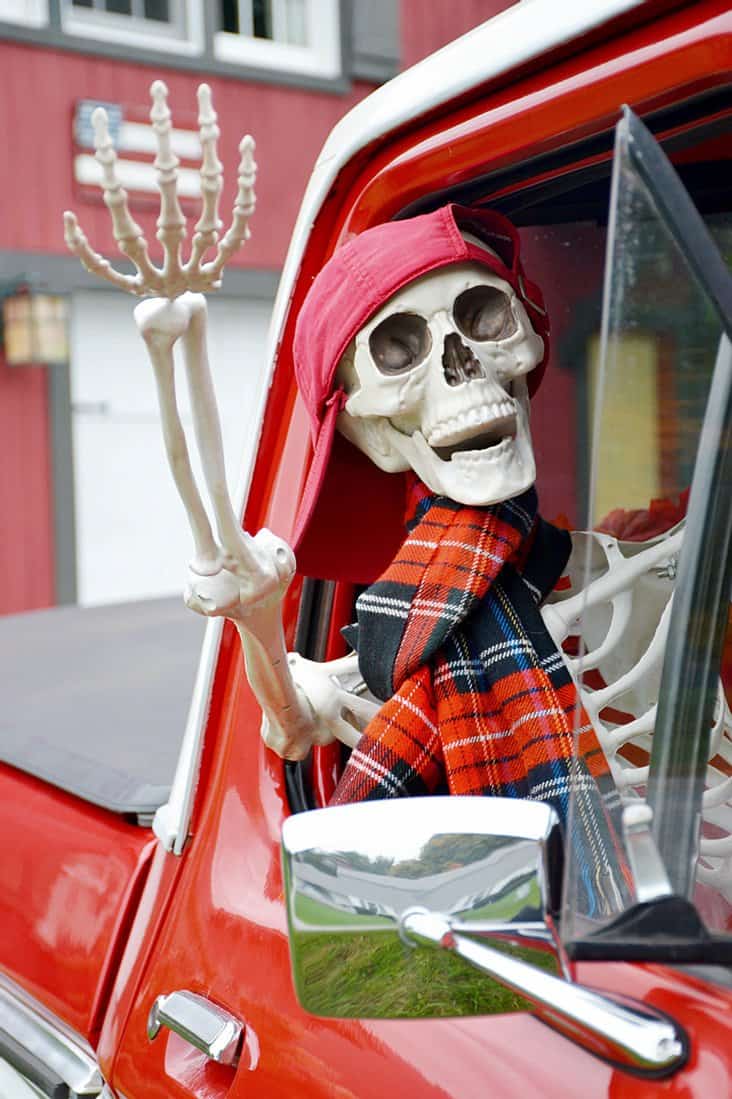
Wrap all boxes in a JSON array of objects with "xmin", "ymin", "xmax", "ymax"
[{"xmin": 285, "ymin": 104, "xmax": 732, "ymax": 970}]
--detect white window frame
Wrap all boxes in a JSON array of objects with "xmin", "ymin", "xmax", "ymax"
[
  {"xmin": 214, "ymin": 0, "xmax": 341, "ymax": 79},
  {"xmin": 0, "ymin": 0, "xmax": 48, "ymax": 26},
  {"xmin": 62, "ymin": 0, "xmax": 204, "ymax": 55}
]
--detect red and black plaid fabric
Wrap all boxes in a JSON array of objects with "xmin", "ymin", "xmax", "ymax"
[{"xmin": 332, "ymin": 477, "xmax": 628, "ymax": 916}]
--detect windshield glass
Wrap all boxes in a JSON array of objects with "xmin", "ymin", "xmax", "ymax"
[{"xmin": 559, "ymin": 117, "xmax": 732, "ymax": 944}]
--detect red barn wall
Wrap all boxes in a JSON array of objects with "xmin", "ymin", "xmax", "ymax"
[
  {"xmin": 0, "ymin": 354, "xmax": 55, "ymax": 612},
  {"xmin": 400, "ymin": 1, "xmax": 518, "ymax": 69},
  {"xmin": 0, "ymin": 39, "xmax": 377, "ymax": 613},
  {"xmin": 0, "ymin": 41, "xmax": 375, "ymax": 271}
]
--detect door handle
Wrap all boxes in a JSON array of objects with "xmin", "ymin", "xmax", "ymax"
[{"xmin": 147, "ymin": 991, "xmax": 243, "ymax": 1066}]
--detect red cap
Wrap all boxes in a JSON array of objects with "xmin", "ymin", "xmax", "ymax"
[{"xmin": 292, "ymin": 204, "xmax": 549, "ymax": 583}]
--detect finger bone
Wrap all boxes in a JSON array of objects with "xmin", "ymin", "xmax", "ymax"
[
  {"xmin": 150, "ymin": 80, "xmax": 186, "ymax": 292},
  {"xmin": 205, "ymin": 135, "xmax": 257, "ymax": 281},
  {"xmin": 63, "ymin": 210, "xmax": 143, "ymax": 294},
  {"xmin": 91, "ymin": 107, "xmax": 159, "ymax": 289},
  {"xmin": 186, "ymin": 84, "xmax": 224, "ymax": 280}
]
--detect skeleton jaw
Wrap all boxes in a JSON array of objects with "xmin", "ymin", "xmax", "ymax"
[
  {"xmin": 338, "ymin": 375, "xmax": 538, "ymax": 505},
  {"xmin": 388, "ymin": 386, "xmax": 535, "ymax": 504}
]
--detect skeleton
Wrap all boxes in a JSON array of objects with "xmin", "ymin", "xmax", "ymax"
[{"xmin": 65, "ymin": 83, "xmax": 732, "ymax": 898}]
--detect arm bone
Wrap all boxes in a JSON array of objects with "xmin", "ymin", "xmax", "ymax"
[
  {"xmin": 134, "ymin": 296, "xmax": 220, "ymax": 574},
  {"xmin": 177, "ymin": 294, "xmax": 257, "ymax": 570},
  {"xmin": 134, "ymin": 295, "xmax": 325, "ymax": 759},
  {"xmin": 65, "ymin": 81, "xmax": 350, "ymax": 761}
]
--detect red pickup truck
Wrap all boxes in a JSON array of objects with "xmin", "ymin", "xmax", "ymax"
[{"xmin": 1, "ymin": 1, "xmax": 732, "ymax": 1096}]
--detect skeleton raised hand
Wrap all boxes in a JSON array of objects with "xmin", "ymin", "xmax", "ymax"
[
  {"xmin": 63, "ymin": 81, "xmax": 327, "ymax": 760},
  {"xmin": 64, "ymin": 81, "xmax": 255, "ymax": 299}
]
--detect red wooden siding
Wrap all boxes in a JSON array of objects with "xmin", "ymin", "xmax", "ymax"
[
  {"xmin": 0, "ymin": 40, "xmax": 378, "ymax": 613},
  {"xmin": 0, "ymin": 354, "xmax": 55, "ymax": 613},
  {"xmin": 400, "ymin": 1, "xmax": 518, "ymax": 69}
]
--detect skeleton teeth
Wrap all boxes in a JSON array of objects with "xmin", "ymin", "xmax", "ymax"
[
  {"xmin": 426, "ymin": 400, "xmax": 516, "ymax": 449},
  {"xmin": 451, "ymin": 435, "xmax": 514, "ymax": 463}
]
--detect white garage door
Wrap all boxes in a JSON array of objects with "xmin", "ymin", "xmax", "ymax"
[{"xmin": 70, "ymin": 289, "xmax": 273, "ymax": 606}]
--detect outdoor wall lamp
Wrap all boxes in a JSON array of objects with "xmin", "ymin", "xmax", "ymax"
[{"xmin": 1, "ymin": 283, "xmax": 69, "ymax": 367}]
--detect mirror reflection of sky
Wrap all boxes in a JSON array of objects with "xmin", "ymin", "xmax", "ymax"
[{"xmin": 284, "ymin": 797, "xmax": 552, "ymax": 865}]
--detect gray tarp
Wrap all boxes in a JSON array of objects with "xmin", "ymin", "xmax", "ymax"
[{"xmin": 0, "ymin": 598, "xmax": 206, "ymax": 820}]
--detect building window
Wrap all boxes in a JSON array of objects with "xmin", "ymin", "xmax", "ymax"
[
  {"xmin": 0, "ymin": 0, "xmax": 48, "ymax": 25},
  {"xmin": 62, "ymin": 0, "xmax": 204, "ymax": 54},
  {"xmin": 69, "ymin": 0, "xmax": 176, "ymax": 26},
  {"xmin": 221, "ymin": 0, "xmax": 307, "ymax": 45},
  {"xmin": 214, "ymin": 0, "xmax": 341, "ymax": 79},
  {"xmin": 71, "ymin": 0, "xmax": 169, "ymax": 18}
]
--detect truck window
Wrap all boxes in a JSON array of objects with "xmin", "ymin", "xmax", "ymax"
[{"xmin": 287, "ymin": 114, "xmax": 732, "ymax": 957}]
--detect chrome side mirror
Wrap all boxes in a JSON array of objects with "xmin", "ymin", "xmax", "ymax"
[
  {"xmin": 282, "ymin": 797, "xmax": 563, "ymax": 1019},
  {"xmin": 282, "ymin": 797, "xmax": 686, "ymax": 1077}
]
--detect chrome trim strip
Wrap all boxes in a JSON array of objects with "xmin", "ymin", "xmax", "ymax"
[
  {"xmin": 153, "ymin": 617, "xmax": 224, "ymax": 855},
  {"xmin": 0, "ymin": 973, "xmax": 103, "ymax": 1096},
  {"xmin": 403, "ymin": 910, "xmax": 687, "ymax": 1077}
]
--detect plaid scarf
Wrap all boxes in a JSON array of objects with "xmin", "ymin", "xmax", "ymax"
[{"xmin": 331, "ymin": 478, "xmax": 628, "ymax": 917}]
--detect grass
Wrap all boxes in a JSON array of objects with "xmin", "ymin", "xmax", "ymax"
[{"xmin": 290, "ymin": 928, "xmax": 559, "ymax": 1019}]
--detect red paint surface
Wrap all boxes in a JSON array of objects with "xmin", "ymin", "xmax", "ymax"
[
  {"xmin": 335, "ymin": 9, "xmax": 731, "ymax": 239},
  {"xmin": 0, "ymin": 764, "xmax": 154, "ymax": 1041},
  {"xmin": 0, "ymin": 41, "xmax": 375, "ymax": 271},
  {"xmin": 0, "ymin": 353, "xmax": 54, "ymax": 613},
  {"xmin": 108, "ymin": 611, "xmax": 732, "ymax": 1098}
]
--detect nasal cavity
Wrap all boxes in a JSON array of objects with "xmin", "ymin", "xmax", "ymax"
[{"xmin": 442, "ymin": 333, "xmax": 484, "ymax": 387}]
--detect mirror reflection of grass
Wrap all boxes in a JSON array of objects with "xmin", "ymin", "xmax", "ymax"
[
  {"xmin": 294, "ymin": 893, "xmax": 393, "ymax": 929},
  {"xmin": 291, "ymin": 931, "xmax": 559, "ymax": 1019},
  {"xmin": 459, "ymin": 878, "xmax": 542, "ymax": 922}
]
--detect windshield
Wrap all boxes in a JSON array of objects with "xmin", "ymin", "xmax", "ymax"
[{"xmin": 560, "ymin": 114, "xmax": 732, "ymax": 946}]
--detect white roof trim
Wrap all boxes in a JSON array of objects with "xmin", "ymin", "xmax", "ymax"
[{"xmin": 318, "ymin": 0, "xmax": 642, "ymax": 173}]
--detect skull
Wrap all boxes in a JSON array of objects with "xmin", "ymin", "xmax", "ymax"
[{"xmin": 336, "ymin": 261, "xmax": 545, "ymax": 506}]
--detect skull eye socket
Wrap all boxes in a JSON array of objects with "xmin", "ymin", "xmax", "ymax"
[
  {"xmin": 368, "ymin": 313, "xmax": 432, "ymax": 375},
  {"xmin": 453, "ymin": 286, "xmax": 517, "ymax": 342}
]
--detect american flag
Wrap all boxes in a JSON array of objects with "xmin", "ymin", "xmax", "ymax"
[{"xmin": 73, "ymin": 98, "xmax": 203, "ymax": 205}]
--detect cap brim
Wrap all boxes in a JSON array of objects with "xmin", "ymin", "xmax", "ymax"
[{"xmin": 293, "ymin": 406, "xmax": 407, "ymax": 584}]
